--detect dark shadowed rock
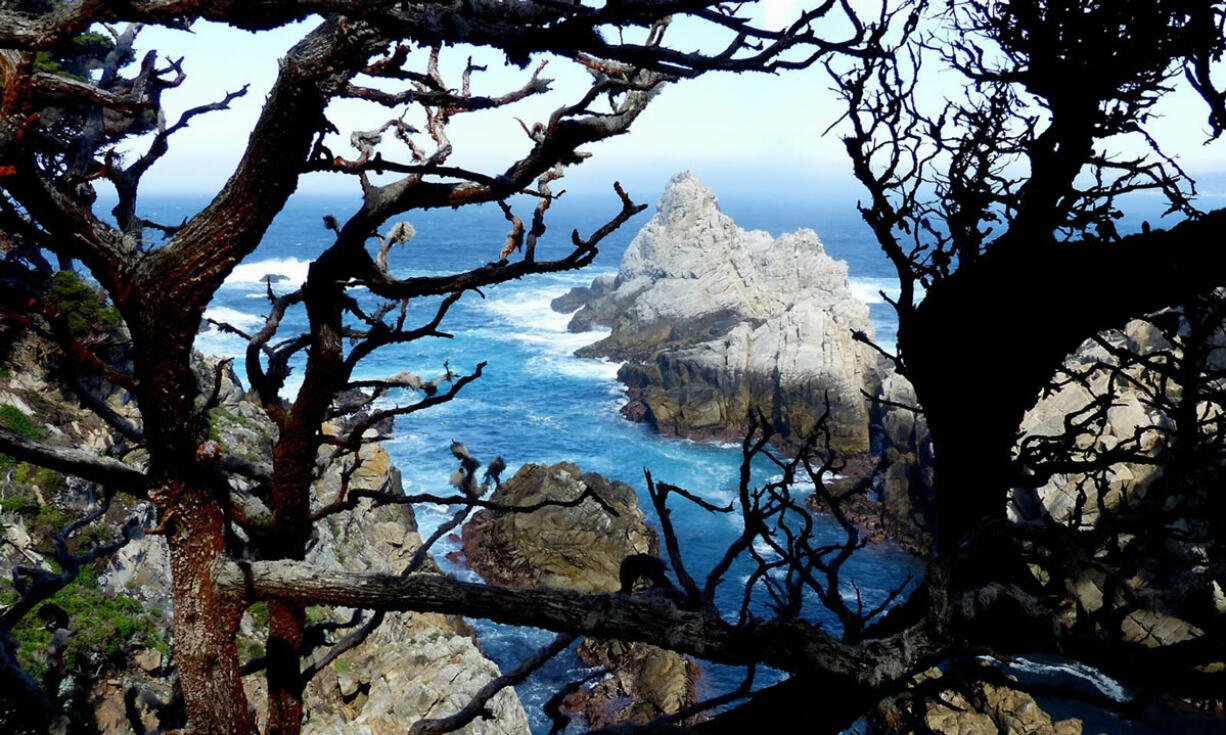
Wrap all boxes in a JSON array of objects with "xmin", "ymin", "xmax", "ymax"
[
  {"xmin": 461, "ymin": 462, "xmax": 696, "ymax": 728},
  {"xmin": 463, "ymin": 462, "xmax": 653, "ymax": 592},
  {"xmin": 551, "ymin": 274, "xmax": 616, "ymax": 317}
]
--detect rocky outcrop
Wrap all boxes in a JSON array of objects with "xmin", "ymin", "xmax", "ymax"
[
  {"xmin": 568, "ymin": 638, "xmax": 695, "ymax": 729},
  {"xmin": 238, "ymin": 435, "xmax": 529, "ymax": 735},
  {"xmin": 867, "ymin": 318, "xmax": 1176, "ymax": 553},
  {"xmin": 0, "ymin": 332, "xmax": 173, "ymax": 733},
  {"xmin": 550, "ymin": 274, "xmax": 615, "ymax": 322},
  {"xmin": 184, "ymin": 364, "xmax": 531, "ymax": 734},
  {"xmin": 874, "ymin": 668, "xmax": 1082, "ymax": 735},
  {"xmin": 557, "ymin": 172, "xmax": 884, "ymax": 453},
  {"xmin": 873, "ymin": 313, "xmax": 1223, "ymax": 655},
  {"xmin": 463, "ymin": 462, "xmax": 654, "ymax": 593},
  {"xmin": 237, "ymin": 491, "xmax": 529, "ymax": 735},
  {"xmin": 837, "ymin": 371, "xmax": 934, "ymax": 553},
  {"xmin": 873, "ymin": 317, "xmax": 1182, "ymax": 549},
  {"xmin": 462, "ymin": 462, "xmax": 696, "ymax": 728},
  {"xmin": 1010, "ymin": 318, "xmax": 1171, "ymax": 529}
]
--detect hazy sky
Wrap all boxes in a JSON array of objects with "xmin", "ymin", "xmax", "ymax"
[{"xmin": 119, "ymin": 1, "xmax": 1226, "ymax": 205}]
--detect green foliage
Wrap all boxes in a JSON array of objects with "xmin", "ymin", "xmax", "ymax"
[
  {"xmin": 32, "ymin": 500, "xmax": 67, "ymax": 531},
  {"xmin": 0, "ymin": 403, "xmax": 42, "ymax": 439},
  {"xmin": 246, "ymin": 600, "xmax": 269, "ymax": 629},
  {"xmin": 207, "ymin": 405, "xmax": 266, "ymax": 462},
  {"xmin": 2, "ymin": 568, "xmax": 168, "ymax": 680},
  {"xmin": 13, "ymin": 463, "xmax": 65, "ymax": 494},
  {"xmin": 1, "ymin": 462, "xmax": 66, "ymax": 531},
  {"xmin": 0, "ymin": 494, "xmax": 38, "ymax": 514},
  {"xmin": 240, "ymin": 639, "xmax": 265, "ymax": 661},
  {"xmin": 32, "ymin": 51, "xmax": 67, "ymax": 76},
  {"xmin": 7, "ymin": 3, "xmax": 115, "ymax": 80},
  {"xmin": 45, "ymin": 270, "xmax": 122, "ymax": 337},
  {"xmin": 242, "ymin": 602, "xmax": 332, "ymax": 627},
  {"xmin": 0, "ymin": 403, "xmax": 44, "ymax": 470},
  {"xmin": 306, "ymin": 605, "xmax": 333, "ymax": 624},
  {"xmin": 71, "ymin": 31, "xmax": 111, "ymax": 54}
]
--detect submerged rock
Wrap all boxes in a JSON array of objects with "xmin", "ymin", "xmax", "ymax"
[{"xmin": 558, "ymin": 171, "xmax": 883, "ymax": 453}]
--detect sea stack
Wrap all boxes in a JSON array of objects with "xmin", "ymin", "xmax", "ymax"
[{"xmin": 557, "ymin": 171, "xmax": 884, "ymax": 453}]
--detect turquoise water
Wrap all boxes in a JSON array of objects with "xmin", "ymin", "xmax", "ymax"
[
  {"xmin": 159, "ymin": 189, "xmax": 917, "ymax": 729},
  {"xmin": 128, "ymin": 187, "xmax": 1219, "ymax": 732}
]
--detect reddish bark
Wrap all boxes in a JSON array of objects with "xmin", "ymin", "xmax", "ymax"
[{"xmin": 155, "ymin": 480, "xmax": 255, "ymax": 735}]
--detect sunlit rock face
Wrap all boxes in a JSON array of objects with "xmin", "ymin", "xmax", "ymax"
[{"xmin": 561, "ymin": 171, "xmax": 883, "ymax": 453}]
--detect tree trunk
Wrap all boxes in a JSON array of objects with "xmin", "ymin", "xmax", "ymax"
[
  {"xmin": 157, "ymin": 480, "xmax": 255, "ymax": 735},
  {"xmin": 125, "ymin": 275, "xmax": 257, "ymax": 734},
  {"xmin": 903, "ymin": 220, "xmax": 1226, "ymax": 555},
  {"xmin": 265, "ymin": 600, "xmax": 306, "ymax": 735}
]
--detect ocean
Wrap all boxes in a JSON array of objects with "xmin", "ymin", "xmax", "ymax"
[{"xmin": 132, "ymin": 186, "xmax": 1215, "ymax": 734}]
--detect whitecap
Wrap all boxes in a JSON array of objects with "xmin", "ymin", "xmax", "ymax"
[
  {"xmin": 202, "ymin": 305, "xmax": 263, "ymax": 329},
  {"xmin": 193, "ymin": 330, "xmax": 247, "ymax": 359},
  {"xmin": 530, "ymin": 354, "xmax": 621, "ymax": 381},
  {"xmin": 751, "ymin": 538, "xmax": 780, "ymax": 559},
  {"xmin": 486, "ymin": 292, "xmax": 575, "ymax": 333},
  {"xmin": 545, "ymin": 269, "xmax": 616, "ymax": 287},
  {"xmin": 1004, "ymin": 657, "xmax": 1129, "ymax": 702},
  {"xmin": 848, "ymin": 276, "xmax": 901, "ymax": 305},
  {"xmin": 224, "ymin": 257, "xmax": 312, "ymax": 288}
]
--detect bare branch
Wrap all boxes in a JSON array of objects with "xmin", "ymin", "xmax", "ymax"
[{"xmin": 0, "ymin": 426, "xmax": 146, "ymax": 491}]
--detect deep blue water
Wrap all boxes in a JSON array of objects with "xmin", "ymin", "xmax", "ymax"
[
  {"xmin": 125, "ymin": 186, "xmax": 1225, "ymax": 733},
  {"xmin": 150, "ymin": 188, "xmax": 915, "ymax": 730}
]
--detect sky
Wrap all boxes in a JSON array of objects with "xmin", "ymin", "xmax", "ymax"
[{"xmin": 115, "ymin": 1, "xmax": 1226, "ymax": 206}]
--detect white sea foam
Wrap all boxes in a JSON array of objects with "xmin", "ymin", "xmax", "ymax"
[
  {"xmin": 193, "ymin": 329, "xmax": 247, "ymax": 359},
  {"xmin": 761, "ymin": 473, "xmax": 826, "ymax": 491},
  {"xmin": 224, "ymin": 257, "xmax": 312, "ymax": 288},
  {"xmin": 1004, "ymin": 657, "xmax": 1129, "ymax": 702},
  {"xmin": 511, "ymin": 327, "xmax": 609, "ymax": 355},
  {"xmin": 752, "ymin": 538, "xmax": 780, "ymax": 559},
  {"xmin": 530, "ymin": 354, "xmax": 621, "ymax": 381},
  {"xmin": 601, "ymin": 397, "xmax": 627, "ymax": 416},
  {"xmin": 202, "ymin": 306, "xmax": 263, "ymax": 329},
  {"xmin": 485, "ymin": 291, "xmax": 574, "ymax": 334},
  {"xmin": 483, "ymin": 284, "xmax": 619, "ymax": 382},
  {"xmin": 848, "ymin": 276, "xmax": 901, "ymax": 305}
]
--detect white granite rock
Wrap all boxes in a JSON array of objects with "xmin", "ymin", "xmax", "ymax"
[{"xmin": 570, "ymin": 172, "xmax": 883, "ymax": 451}]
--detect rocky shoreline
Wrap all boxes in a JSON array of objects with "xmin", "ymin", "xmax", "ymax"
[{"xmin": 0, "ymin": 333, "xmax": 529, "ymax": 735}]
